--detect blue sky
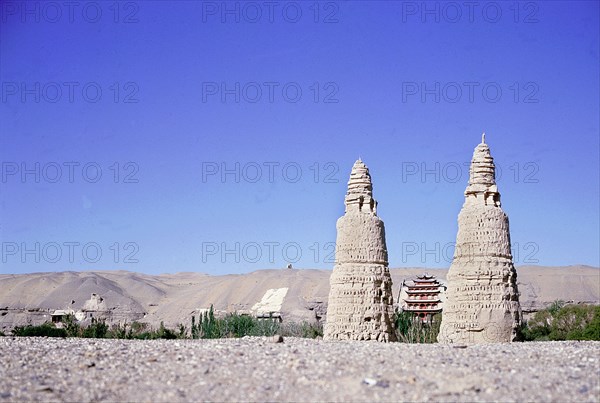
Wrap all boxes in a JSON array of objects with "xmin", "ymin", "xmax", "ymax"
[{"xmin": 1, "ymin": 1, "xmax": 598, "ymax": 274}]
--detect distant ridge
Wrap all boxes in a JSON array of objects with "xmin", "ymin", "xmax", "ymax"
[{"xmin": 0, "ymin": 265, "xmax": 598, "ymax": 332}]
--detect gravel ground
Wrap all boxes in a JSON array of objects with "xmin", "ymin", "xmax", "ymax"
[{"xmin": 0, "ymin": 337, "xmax": 598, "ymax": 402}]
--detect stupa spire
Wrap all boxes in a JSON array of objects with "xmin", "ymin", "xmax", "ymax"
[
  {"xmin": 465, "ymin": 135, "xmax": 500, "ymax": 207},
  {"xmin": 344, "ymin": 159, "xmax": 377, "ymax": 214}
]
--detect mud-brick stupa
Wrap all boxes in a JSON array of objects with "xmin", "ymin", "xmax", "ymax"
[
  {"xmin": 439, "ymin": 134, "xmax": 521, "ymax": 343},
  {"xmin": 324, "ymin": 159, "xmax": 396, "ymax": 342}
]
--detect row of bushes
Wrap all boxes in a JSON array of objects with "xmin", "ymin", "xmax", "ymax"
[
  {"xmin": 7, "ymin": 303, "xmax": 599, "ymax": 341},
  {"xmin": 10, "ymin": 308, "xmax": 323, "ymax": 340},
  {"xmin": 391, "ymin": 302, "xmax": 600, "ymax": 342},
  {"xmin": 190, "ymin": 306, "xmax": 324, "ymax": 339},
  {"xmin": 521, "ymin": 301, "xmax": 600, "ymax": 341},
  {"xmin": 191, "ymin": 306, "xmax": 278, "ymax": 338},
  {"xmin": 11, "ymin": 317, "xmax": 182, "ymax": 339}
]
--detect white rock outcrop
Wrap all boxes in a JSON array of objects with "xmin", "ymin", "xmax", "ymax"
[
  {"xmin": 251, "ymin": 288, "xmax": 289, "ymax": 315},
  {"xmin": 324, "ymin": 160, "xmax": 396, "ymax": 342},
  {"xmin": 439, "ymin": 134, "xmax": 521, "ymax": 343}
]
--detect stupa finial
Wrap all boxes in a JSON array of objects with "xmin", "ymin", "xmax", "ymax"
[
  {"xmin": 345, "ymin": 159, "xmax": 375, "ymax": 213},
  {"xmin": 465, "ymin": 135, "xmax": 500, "ymax": 207}
]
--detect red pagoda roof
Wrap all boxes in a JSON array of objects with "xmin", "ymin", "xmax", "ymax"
[
  {"xmin": 406, "ymin": 286, "xmax": 441, "ymax": 291},
  {"xmin": 403, "ymin": 306, "xmax": 442, "ymax": 312},
  {"xmin": 406, "ymin": 288, "xmax": 440, "ymax": 294},
  {"xmin": 404, "ymin": 298, "xmax": 441, "ymax": 303}
]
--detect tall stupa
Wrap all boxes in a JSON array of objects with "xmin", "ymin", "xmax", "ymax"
[
  {"xmin": 324, "ymin": 159, "xmax": 396, "ymax": 342},
  {"xmin": 438, "ymin": 134, "xmax": 521, "ymax": 343}
]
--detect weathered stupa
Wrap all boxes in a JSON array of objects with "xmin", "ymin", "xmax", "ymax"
[
  {"xmin": 439, "ymin": 134, "xmax": 521, "ymax": 343},
  {"xmin": 324, "ymin": 159, "xmax": 396, "ymax": 342}
]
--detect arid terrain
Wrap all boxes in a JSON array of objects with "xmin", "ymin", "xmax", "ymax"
[
  {"xmin": 1, "ymin": 267, "xmax": 598, "ymax": 402},
  {"xmin": 0, "ymin": 265, "xmax": 598, "ymax": 332},
  {"xmin": 0, "ymin": 337, "xmax": 598, "ymax": 402}
]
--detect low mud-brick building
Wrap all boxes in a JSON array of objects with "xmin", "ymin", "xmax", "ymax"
[{"xmin": 400, "ymin": 274, "xmax": 445, "ymax": 322}]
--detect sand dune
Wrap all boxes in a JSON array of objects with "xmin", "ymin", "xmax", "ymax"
[{"xmin": 0, "ymin": 266, "xmax": 598, "ymax": 332}]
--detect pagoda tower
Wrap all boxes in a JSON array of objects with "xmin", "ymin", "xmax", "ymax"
[
  {"xmin": 324, "ymin": 159, "xmax": 396, "ymax": 342},
  {"xmin": 438, "ymin": 134, "xmax": 521, "ymax": 343},
  {"xmin": 400, "ymin": 274, "xmax": 445, "ymax": 322}
]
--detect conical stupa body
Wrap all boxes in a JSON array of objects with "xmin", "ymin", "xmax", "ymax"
[
  {"xmin": 439, "ymin": 135, "xmax": 521, "ymax": 343},
  {"xmin": 324, "ymin": 160, "xmax": 396, "ymax": 342}
]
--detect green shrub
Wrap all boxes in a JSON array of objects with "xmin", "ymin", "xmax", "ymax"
[
  {"xmin": 521, "ymin": 310, "xmax": 552, "ymax": 341},
  {"xmin": 548, "ymin": 300, "xmax": 566, "ymax": 315},
  {"xmin": 393, "ymin": 311, "xmax": 441, "ymax": 343},
  {"xmin": 552, "ymin": 305, "xmax": 599, "ymax": 340},
  {"xmin": 62, "ymin": 314, "xmax": 81, "ymax": 337},
  {"xmin": 220, "ymin": 313, "xmax": 259, "ymax": 337},
  {"xmin": 581, "ymin": 310, "xmax": 600, "ymax": 340},
  {"xmin": 157, "ymin": 321, "xmax": 178, "ymax": 339},
  {"xmin": 82, "ymin": 318, "xmax": 109, "ymax": 339},
  {"xmin": 177, "ymin": 323, "xmax": 187, "ymax": 339},
  {"xmin": 522, "ymin": 302, "xmax": 599, "ymax": 341},
  {"xmin": 201, "ymin": 306, "xmax": 220, "ymax": 338},
  {"xmin": 107, "ymin": 321, "xmax": 184, "ymax": 339},
  {"xmin": 12, "ymin": 323, "xmax": 68, "ymax": 338},
  {"xmin": 190, "ymin": 306, "xmax": 283, "ymax": 339},
  {"xmin": 249, "ymin": 317, "xmax": 280, "ymax": 337},
  {"xmin": 394, "ymin": 311, "xmax": 414, "ymax": 336},
  {"xmin": 189, "ymin": 305, "xmax": 325, "ymax": 339},
  {"xmin": 108, "ymin": 322, "xmax": 134, "ymax": 339},
  {"xmin": 280, "ymin": 321, "xmax": 323, "ymax": 338}
]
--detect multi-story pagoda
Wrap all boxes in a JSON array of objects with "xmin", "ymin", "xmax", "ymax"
[{"xmin": 400, "ymin": 274, "xmax": 445, "ymax": 322}]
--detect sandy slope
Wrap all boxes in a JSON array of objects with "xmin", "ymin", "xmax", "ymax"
[{"xmin": 0, "ymin": 266, "xmax": 598, "ymax": 331}]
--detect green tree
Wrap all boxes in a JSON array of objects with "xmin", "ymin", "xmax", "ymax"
[
  {"xmin": 522, "ymin": 302, "xmax": 599, "ymax": 341},
  {"xmin": 82, "ymin": 318, "xmax": 108, "ymax": 338}
]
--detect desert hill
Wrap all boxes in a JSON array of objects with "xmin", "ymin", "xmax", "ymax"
[{"xmin": 0, "ymin": 265, "xmax": 598, "ymax": 332}]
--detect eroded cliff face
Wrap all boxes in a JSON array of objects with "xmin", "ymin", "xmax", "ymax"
[
  {"xmin": 439, "ymin": 135, "xmax": 521, "ymax": 344},
  {"xmin": 324, "ymin": 160, "xmax": 396, "ymax": 342}
]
